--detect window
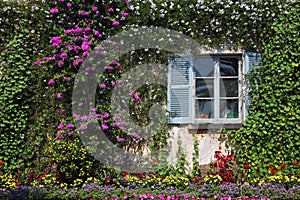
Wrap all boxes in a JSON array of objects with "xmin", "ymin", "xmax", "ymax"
[{"xmin": 167, "ymin": 52, "xmax": 262, "ymax": 125}]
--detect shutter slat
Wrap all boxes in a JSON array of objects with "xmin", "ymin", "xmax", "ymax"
[
  {"xmin": 168, "ymin": 54, "xmax": 192, "ymax": 124},
  {"xmin": 245, "ymin": 52, "xmax": 262, "ymax": 117}
]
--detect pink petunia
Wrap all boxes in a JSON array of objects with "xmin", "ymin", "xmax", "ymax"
[
  {"xmin": 57, "ymin": 93, "xmax": 62, "ymax": 99},
  {"xmin": 105, "ymin": 66, "xmax": 113, "ymax": 71},
  {"xmin": 84, "ymin": 27, "xmax": 91, "ymax": 32},
  {"xmin": 117, "ymin": 138, "xmax": 124, "ymax": 142},
  {"xmin": 50, "ymin": 8, "xmax": 59, "ymax": 14},
  {"xmin": 92, "ymin": 6, "xmax": 98, "ymax": 11},
  {"xmin": 81, "ymin": 43, "xmax": 89, "ymax": 51},
  {"xmin": 111, "ymin": 81, "xmax": 116, "ymax": 87},
  {"xmin": 103, "ymin": 112, "xmax": 109, "ymax": 118},
  {"xmin": 67, "ymin": 3, "xmax": 72, "ymax": 8},
  {"xmin": 108, "ymin": 7, "xmax": 114, "ymax": 12},
  {"xmin": 101, "ymin": 83, "xmax": 106, "ymax": 89}
]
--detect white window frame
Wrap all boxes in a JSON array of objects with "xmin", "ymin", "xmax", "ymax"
[{"xmin": 192, "ymin": 55, "xmax": 243, "ymax": 124}]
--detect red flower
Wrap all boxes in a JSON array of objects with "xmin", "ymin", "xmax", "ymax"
[
  {"xmin": 121, "ymin": 171, "xmax": 127, "ymax": 177},
  {"xmin": 244, "ymin": 164, "xmax": 250, "ymax": 169},
  {"xmin": 39, "ymin": 173, "xmax": 47, "ymax": 180},
  {"xmin": 280, "ymin": 163, "xmax": 287, "ymax": 169},
  {"xmin": 0, "ymin": 161, "xmax": 4, "ymax": 166},
  {"xmin": 214, "ymin": 151, "xmax": 223, "ymax": 159},
  {"xmin": 292, "ymin": 161, "xmax": 299, "ymax": 166},
  {"xmin": 268, "ymin": 165, "xmax": 274, "ymax": 170},
  {"xmin": 152, "ymin": 159, "xmax": 158, "ymax": 163},
  {"xmin": 224, "ymin": 155, "xmax": 234, "ymax": 161},
  {"xmin": 218, "ymin": 161, "xmax": 225, "ymax": 168},
  {"xmin": 271, "ymin": 168, "xmax": 278, "ymax": 174}
]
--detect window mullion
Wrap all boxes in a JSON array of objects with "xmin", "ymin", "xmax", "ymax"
[{"xmin": 214, "ymin": 57, "xmax": 220, "ymax": 121}]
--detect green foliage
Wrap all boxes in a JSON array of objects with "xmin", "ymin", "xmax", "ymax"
[{"xmin": 226, "ymin": 2, "xmax": 300, "ymax": 178}]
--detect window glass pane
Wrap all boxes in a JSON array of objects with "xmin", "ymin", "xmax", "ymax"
[
  {"xmin": 196, "ymin": 79, "xmax": 214, "ymax": 97},
  {"xmin": 220, "ymin": 78, "xmax": 238, "ymax": 97},
  {"xmin": 220, "ymin": 58, "xmax": 239, "ymax": 76},
  {"xmin": 196, "ymin": 99, "xmax": 214, "ymax": 119},
  {"xmin": 194, "ymin": 57, "xmax": 214, "ymax": 77},
  {"xmin": 220, "ymin": 99, "xmax": 239, "ymax": 118}
]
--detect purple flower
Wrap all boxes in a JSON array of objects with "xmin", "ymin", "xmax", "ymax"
[
  {"xmin": 66, "ymin": 123, "xmax": 74, "ymax": 128},
  {"xmin": 111, "ymin": 81, "xmax": 116, "ymax": 87},
  {"xmin": 67, "ymin": 3, "xmax": 72, "ymax": 8},
  {"xmin": 112, "ymin": 20, "xmax": 120, "ymax": 26},
  {"xmin": 48, "ymin": 79, "xmax": 55, "ymax": 85},
  {"xmin": 101, "ymin": 83, "xmax": 106, "ymax": 89},
  {"xmin": 57, "ymin": 124, "xmax": 64, "ymax": 130},
  {"xmin": 118, "ymin": 80, "xmax": 123, "ymax": 84},
  {"xmin": 108, "ymin": 7, "xmax": 114, "ymax": 12},
  {"xmin": 51, "ymin": 36, "xmax": 62, "ymax": 47},
  {"xmin": 56, "ymin": 134, "xmax": 63, "ymax": 139},
  {"xmin": 94, "ymin": 30, "xmax": 102, "ymax": 38},
  {"xmin": 57, "ymin": 110, "xmax": 62, "ymax": 114},
  {"xmin": 78, "ymin": 125, "xmax": 86, "ymax": 130},
  {"xmin": 34, "ymin": 61, "xmax": 41, "ymax": 66},
  {"xmin": 50, "ymin": 8, "xmax": 59, "ymax": 14},
  {"xmin": 57, "ymin": 93, "xmax": 62, "ymax": 99},
  {"xmin": 133, "ymin": 94, "xmax": 140, "ymax": 101},
  {"xmin": 101, "ymin": 124, "xmax": 109, "ymax": 130},
  {"xmin": 117, "ymin": 138, "xmax": 124, "ymax": 142},
  {"xmin": 92, "ymin": 6, "xmax": 98, "ymax": 11},
  {"xmin": 84, "ymin": 27, "xmax": 91, "ymax": 32}
]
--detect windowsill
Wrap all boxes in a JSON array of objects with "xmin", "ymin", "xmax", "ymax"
[{"xmin": 188, "ymin": 123, "xmax": 242, "ymax": 130}]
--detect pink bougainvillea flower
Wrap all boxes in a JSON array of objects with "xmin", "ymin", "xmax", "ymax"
[
  {"xmin": 80, "ymin": 115, "xmax": 89, "ymax": 121},
  {"xmin": 133, "ymin": 93, "xmax": 140, "ymax": 101},
  {"xmin": 103, "ymin": 112, "xmax": 109, "ymax": 118},
  {"xmin": 108, "ymin": 7, "xmax": 114, "ymax": 12},
  {"xmin": 61, "ymin": 52, "xmax": 67, "ymax": 59},
  {"xmin": 101, "ymin": 124, "xmax": 109, "ymax": 130},
  {"xmin": 58, "ymin": 61, "xmax": 64, "ymax": 67},
  {"xmin": 57, "ymin": 124, "xmax": 64, "ymax": 130},
  {"xmin": 92, "ymin": 6, "xmax": 98, "ymax": 11},
  {"xmin": 101, "ymin": 83, "xmax": 106, "ymax": 89},
  {"xmin": 56, "ymin": 134, "xmax": 63, "ymax": 139},
  {"xmin": 68, "ymin": 131, "xmax": 74, "ymax": 136},
  {"xmin": 122, "ymin": 11, "xmax": 128, "ymax": 17},
  {"xmin": 48, "ymin": 79, "xmax": 55, "ymax": 85},
  {"xmin": 34, "ymin": 61, "xmax": 41, "ymax": 66},
  {"xmin": 84, "ymin": 27, "xmax": 91, "ymax": 32},
  {"xmin": 66, "ymin": 123, "xmax": 74, "ymax": 128},
  {"xmin": 51, "ymin": 36, "xmax": 62, "ymax": 47},
  {"xmin": 112, "ymin": 20, "xmax": 120, "ymax": 26},
  {"xmin": 57, "ymin": 93, "xmax": 62, "ymax": 99},
  {"xmin": 83, "ymin": 51, "xmax": 90, "ymax": 57},
  {"xmin": 73, "ymin": 61, "xmax": 79, "ymax": 66},
  {"xmin": 67, "ymin": 3, "xmax": 72, "ymax": 8},
  {"xmin": 50, "ymin": 8, "xmax": 59, "ymax": 14},
  {"xmin": 81, "ymin": 42, "xmax": 89, "ymax": 51},
  {"xmin": 105, "ymin": 66, "xmax": 113, "ymax": 70}
]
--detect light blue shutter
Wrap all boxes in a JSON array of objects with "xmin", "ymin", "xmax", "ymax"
[
  {"xmin": 168, "ymin": 54, "xmax": 193, "ymax": 124},
  {"xmin": 244, "ymin": 52, "xmax": 262, "ymax": 116}
]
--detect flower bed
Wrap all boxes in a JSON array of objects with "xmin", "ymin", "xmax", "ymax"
[{"xmin": 1, "ymin": 182, "xmax": 300, "ymax": 199}]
